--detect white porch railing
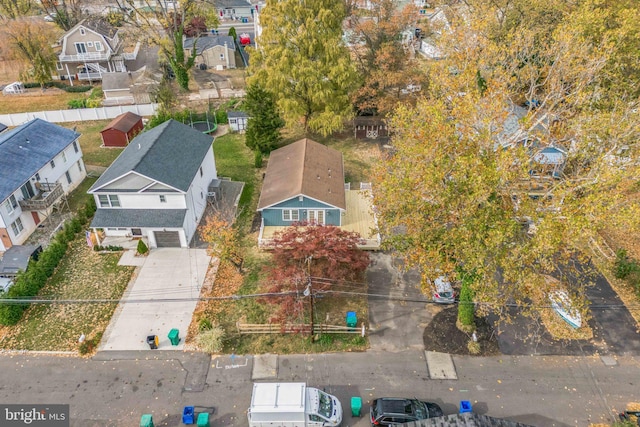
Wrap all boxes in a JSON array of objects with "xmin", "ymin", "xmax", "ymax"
[
  {"xmin": 59, "ymin": 51, "xmax": 111, "ymax": 62},
  {"xmin": 122, "ymin": 42, "xmax": 141, "ymax": 60}
]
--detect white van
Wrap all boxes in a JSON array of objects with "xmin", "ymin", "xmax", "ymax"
[{"xmin": 248, "ymin": 382, "xmax": 342, "ymax": 427}]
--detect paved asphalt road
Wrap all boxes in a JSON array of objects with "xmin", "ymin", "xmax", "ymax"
[{"xmin": 0, "ymin": 351, "xmax": 639, "ymax": 426}]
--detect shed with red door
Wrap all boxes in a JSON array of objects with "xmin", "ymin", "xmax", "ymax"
[{"xmin": 100, "ymin": 112, "xmax": 144, "ymax": 148}]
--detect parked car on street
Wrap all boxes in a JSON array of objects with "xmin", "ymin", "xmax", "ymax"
[
  {"xmin": 430, "ymin": 276, "xmax": 456, "ymax": 304},
  {"xmin": 370, "ymin": 397, "xmax": 443, "ymax": 426},
  {"xmin": 44, "ymin": 13, "xmax": 56, "ymax": 22}
]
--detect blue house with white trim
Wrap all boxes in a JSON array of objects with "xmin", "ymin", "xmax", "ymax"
[{"xmin": 257, "ymin": 138, "xmax": 346, "ymax": 227}]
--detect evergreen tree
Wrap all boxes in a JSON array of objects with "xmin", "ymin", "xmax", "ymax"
[{"xmin": 244, "ymin": 83, "xmax": 284, "ymax": 154}]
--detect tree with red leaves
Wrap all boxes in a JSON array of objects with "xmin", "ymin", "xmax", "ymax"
[{"xmin": 262, "ymin": 224, "xmax": 370, "ymax": 328}]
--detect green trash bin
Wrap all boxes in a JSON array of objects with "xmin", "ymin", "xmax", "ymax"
[
  {"xmin": 351, "ymin": 396, "xmax": 362, "ymax": 417},
  {"xmin": 140, "ymin": 414, "xmax": 154, "ymax": 427},
  {"xmin": 197, "ymin": 412, "xmax": 210, "ymax": 427},
  {"xmin": 346, "ymin": 311, "xmax": 357, "ymax": 328},
  {"xmin": 168, "ymin": 328, "xmax": 180, "ymax": 346}
]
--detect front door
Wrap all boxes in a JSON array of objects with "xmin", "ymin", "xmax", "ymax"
[
  {"xmin": 21, "ymin": 182, "xmax": 35, "ymax": 199},
  {"xmin": 31, "ymin": 211, "xmax": 41, "ymax": 226},
  {"xmin": 308, "ymin": 210, "xmax": 325, "ymax": 225},
  {"xmin": 0, "ymin": 228, "xmax": 12, "ymax": 249}
]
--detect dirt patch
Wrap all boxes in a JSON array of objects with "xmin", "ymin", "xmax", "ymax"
[{"xmin": 423, "ymin": 306, "xmax": 501, "ymax": 356}]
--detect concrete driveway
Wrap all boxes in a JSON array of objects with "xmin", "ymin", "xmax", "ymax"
[
  {"xmin": 367, "ymin": 252, "xmax": 433, "ymax": 352},
  {"xmin": 99, "ymin": 248, "xmax": 211, "ymax": 351}
]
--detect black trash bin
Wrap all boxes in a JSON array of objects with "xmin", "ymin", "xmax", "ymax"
[{"xmin": 146, "ymin": 335, "xmax": 158, "ymax": 349}]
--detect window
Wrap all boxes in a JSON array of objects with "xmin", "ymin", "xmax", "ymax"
[
  {"xmin": 77, "ymin": 161, "xmax": 83, "ymax": 173},
  {"xmin": 220, "ymin": 53, "xmax": 225, "ymax": 61},
  {"xmin": 61, "ymin": 151, "xmax": 67, "ymax": 163},
  {"xmin": 159, "ymin": 195, "xmax": 166, "ymax": 203},
  {"xmin": 229, "ymin": 118, "xmax": 237, "ymax": 124},
  {"xmin": 87, "ymin": 41, "xmax": 94, "ymax": 47},
  {"xmin": 95, "ymin": 41, "xmax": 103, "ymax": 52},
  {"xmin": 308, "ymin": 210, "xmax": 325, "ymax": 225},
  {"xmin": 56, "ymin": 62, "xmax": 63, "ymax": 71},
  {"xmin": 73, "ymin": 141, "xmax": 79, "ymax": 153},
  {"xmin": 35, "ymin": 173, "xmax": 40, "ymax": 181},
  {"xmin": 98, "ymin": 194, "xmax": 120, "ymax": 207},
  {"xmin": 199, "ymin": 166, "xmax": 203, "ymax": 177},
  {"xmin": 282, "ymin": 209, "xmax": 299, "ymax": 222},
  {"xmin": 11, "ymin": 218, "xmax": 24, "ymax": 236},
  {"xmin": 65, "ymin": 171, "xmax": 72, "ymax": 184},
  {"xmin": 4, "ymin": 195, "xmax": 17, "ymax": 215},
  {"xmin": 80, "ymin": 28, "xmax": 85, "ymax": 36},
  {"xmin": 74, "ymin": 42, "xmax": 87, "ymax": 54},
  {"xmin": 50, "ymin": 159, "xmax": 55, "ymax": 168}
]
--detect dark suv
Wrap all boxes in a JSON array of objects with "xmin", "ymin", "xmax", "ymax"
[{"xmin": 370, "ymin": 398, "xmax": 443, "ymax": 426}]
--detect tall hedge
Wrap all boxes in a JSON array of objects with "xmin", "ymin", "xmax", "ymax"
[{"xmin": 0, "ymin": 199, "xmax": 96, "ymax": 325}]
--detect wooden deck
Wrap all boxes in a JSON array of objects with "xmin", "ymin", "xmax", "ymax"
[{"xmin": 259, "ymin": 189, "xmax": 380, "ymax": 250}]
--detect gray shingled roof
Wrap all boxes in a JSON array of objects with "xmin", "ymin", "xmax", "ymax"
[
  {"xmin": 404, "ymin": 413, "xmax": 535, "ymax": 427},
  {"xmin": 89, "ymin": 120, "xmax": 213, "ymax": 193},
  {"xmin": 227, "ymin": 110, "xmax": 249, "ymax": 118},
  {"xmin": 90, "ymin": 208, "xmax": 187, "ymax": 228},
  {"xmin": 0, "ymin": 245, "xmax": 40, "ymax": 276},
  {"xmin": 102, "ymin": 72, "xmax": 132, "ymax": 91},
  {"xmin": 214, "ymin": 0, "xmax": 252, "ymax": 9},
  {"xmin": 0, "ymin": 119, "xmax": 80, "ymax": 203},
  {"xmin": 82, "ymin": 17, "xmax": 118, "ymax": 40},
  {"xmin": 184, "ymin": 35, "xmax": 236, "ymax": 54}
]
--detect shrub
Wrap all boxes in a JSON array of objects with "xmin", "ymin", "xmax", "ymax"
[
  {"xmin": 467, "ymin": 339, "xmax": 481, "ymax": 355},
  {"xmin": 85, "ymin": 198, "xmax": 97, "ymax": 216},
  {"xmin": 68, "ymin": 99, "xmax": 86, "ymax": 109},
  {"xmin": 254, "ymin": 150, "xmax": 263, "ymax": 168},
  {"xmin": 64, "ymin": 85, "xmax": 92, "ymax": 93},
  {"xmin": 615, "ymin": 249, "xmax": 639, "ymax": 279},
  {"xmin": 196, "ymin": 324, "xmax": 225, "ymax": 353},
  {"xmin": 198, "ymin": 318, "xmax": 213, "ymax": 332},
  {"xmin": 136, "ymin": 239, "xmax": 149, "ymax": 255},
  {"xmin": 214, "ymin": 109, "xmax": 228, "ymax": 124},
  {"xmin": 86, "ymin": 98, "xmax": 102, "ymax": 108},
  {"xmin": 457, "ymin": 281, "xmax": 475, "ymax": 329},
  {"xmin": 70, "ymin": 218, "xmax": 82, "ymax": 233}
]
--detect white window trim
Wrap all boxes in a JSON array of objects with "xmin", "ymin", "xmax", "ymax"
[
  {"xmin": 80, "ymin": 28, "xmax": 86, "ymax": 35},
  {"xmin": 75, "ymin": 42, "xmax": 87, "ymax": 54},
  {"xmin": 98, "ymin": 194, "xmax": 121, "ymax": 208},
  {"xmin": 56, "ymin": 62, "xmax": 63, "ymax": 71},
  {"xmin": 11, "ymin": 218, "xmax": 24, "ymax": 236},
  {"xmin": 87, "ymin": 41, "xmax": 94, "ymax": 47},
  {"xmin": 159, "ymin": 195, "xmax": 166, "ymax": 203},
  {"xmin": 282, "ymin": 209, "xmax": 299, "ymax": 222},
  {"xmin": 95, "ymin": 41, "xmax": 103, "ymax": 52}
]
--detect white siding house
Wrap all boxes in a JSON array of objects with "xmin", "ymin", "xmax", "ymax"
[
  {"xmin": 0, "ymin": 119, "xmax": 86, "ymax": 252},
  {"xmin": 88, "ymin": 120, "xmax": 217, "ymax": 248}
]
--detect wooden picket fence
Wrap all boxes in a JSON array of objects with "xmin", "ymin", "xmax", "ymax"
[{"xmin": 236, "ymin": 322, "xmax": 365, "ymax": 335}]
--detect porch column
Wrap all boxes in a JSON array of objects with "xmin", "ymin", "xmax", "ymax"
[{"xmin": 64, "ymin": 63, "xmax": 73, "ymax": 86}]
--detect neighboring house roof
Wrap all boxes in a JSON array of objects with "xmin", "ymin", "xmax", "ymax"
[
  {"xmin": 89, "ymin": 120, "xmax": 213, "ymax": 193},
  {"xmin": 184, "ymin": 35, "xmax": 236, "ymax": 54},
  {"xmin": 533, "ymin": 146, "xmax": 566, "ymax": 165},
  {"xmin": 101, "ymin": 112, "xmax": 143, "ymax": 134},
  {"xmin": 403, "ymin": 412, "xmax": 535, "ymax": 427},
  {"xmin": 0, "ymin": 119, "xmax": 80, "ymax": 203},
  {"xmin": 0, "ymin": 123, "xmax": 7, "ymax": 133},
  {"xmin": 227, "ymin": 110, "xmax": 249, "ymax": 118},
  {"xmin": 82, "ymin": 17, "xmax": 118, "ymax": 39},
  {"xmin": 257, "ymin": 138, "xmax": 346, "ymax": 211},
  {"xmin": 354, "ymin": 116, "xmax": 386, "ymax": 126},
  {"xmin": 0, "ymin": 244, "xmax": 41, "ymax": 277},
  {"xmin": 214, "ymin": 0, "xmax": 252, "ymax": 8},
  {"xmin": 102, "ymin": 72, "xmax": 132, "ymax": 91},
  {"xmin": 91, "ymin": 208, "xmax": 187, "ymax": 228}
]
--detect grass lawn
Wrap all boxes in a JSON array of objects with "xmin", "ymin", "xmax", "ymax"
[
  {"xmin": 0, "ymin": 89, "xmax": 90, "ymax": 114},
  {"xmin": 213, "ymin": 133, "xmax": 260, "ymax": 230},
  {"xmin": 0, "ymin": 238, "xmax": 134, "ymax": 351},
  {"xmin": 70, "ymin": 120, "xmax": 123, "ymax": 168}
]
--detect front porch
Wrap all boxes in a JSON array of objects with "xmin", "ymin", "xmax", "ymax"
[
  {"xmin": 258, "ymin": 186, "xmax": 381, "ymax": 250},
  {"xmin": 99, "ymin": 235, "xmax": 149, "ymax": 251}
]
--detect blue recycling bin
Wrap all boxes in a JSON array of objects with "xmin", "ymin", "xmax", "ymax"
[
  {"xmin": 241, "ymin": 17, "xmax": 248, "ymax": 23},
  {"xmin": 346, "ymin": 311, "xmax": 357, "ymax": 328},
  {"xmin": 459, "ymin": 400, "xmax": 472, "ymax": 414},
  {"xmin": 183, "ymin": 406, "xmax": 195, "ymax": 424}
]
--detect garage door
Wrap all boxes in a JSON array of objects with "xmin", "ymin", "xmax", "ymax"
[{"xmin": 154, "ymin": 231, "xmax": 181, "ymax": 247}]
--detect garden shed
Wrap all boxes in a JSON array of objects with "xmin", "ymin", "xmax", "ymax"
[{"xmin": 100, "ymin": 112, "xmax": 144, "ymax": 147}]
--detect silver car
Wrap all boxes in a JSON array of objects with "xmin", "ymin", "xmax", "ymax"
[{"xmin": 431, "ymin": 276, "xmax": 455, "ymax": 304}]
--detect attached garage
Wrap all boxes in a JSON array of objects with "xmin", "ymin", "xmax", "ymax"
[{"xmin": 154, "ymin": 231, "xmax": 181, "ymax": 247}]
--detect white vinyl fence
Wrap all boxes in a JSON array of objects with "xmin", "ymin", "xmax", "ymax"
[{"xmin": 0, "ymin": 104, "xmax": 159, "ymax": 126}]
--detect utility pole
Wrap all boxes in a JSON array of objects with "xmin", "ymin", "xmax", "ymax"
[{"xmin": 305, "ymin": 256, "xmax": 314, "ymax": 338}]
